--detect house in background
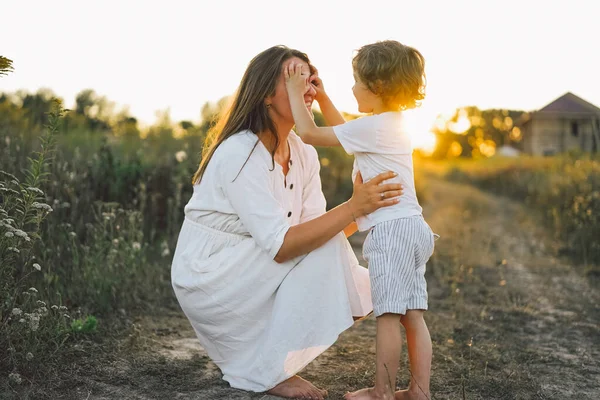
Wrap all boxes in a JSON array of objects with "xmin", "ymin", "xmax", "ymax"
[{"xmin": 521, "ymin": 92, "xmax": 600, "ymax": 156}]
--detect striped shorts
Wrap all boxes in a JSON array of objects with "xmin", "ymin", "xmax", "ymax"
[{"xmin": 363, "ymin": 215, "xmax": 437, "ymax": 317}]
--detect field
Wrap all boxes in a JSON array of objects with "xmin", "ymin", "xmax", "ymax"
[{"xmin": 1, "ymin": 107, "xmax": 599, "ymax": 399}]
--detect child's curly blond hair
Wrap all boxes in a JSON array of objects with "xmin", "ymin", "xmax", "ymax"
[{"xmin": 352, "ymin": 40, "xmax": 426, "ymax": 111}]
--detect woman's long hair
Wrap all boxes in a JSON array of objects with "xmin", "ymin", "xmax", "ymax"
[{"xmin": 192, "ymin": 45, "xmax": 312, "ymax": 184}]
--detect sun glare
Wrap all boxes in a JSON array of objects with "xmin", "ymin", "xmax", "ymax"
[{"xmin": 403, "ymin": 111, "xmax": 438, "ymax": 155}]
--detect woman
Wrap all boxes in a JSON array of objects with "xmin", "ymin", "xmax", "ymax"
[{"xmin": 171, "ymin": 45, "xmax": 403, "ymax": 400}]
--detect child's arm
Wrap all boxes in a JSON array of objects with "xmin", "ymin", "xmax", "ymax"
[
  {"xmin": 343, "ymin": 221, "xmax": 358, "ymax": 238},
  {"xmin": 310, "ymin": 69, "xmax": 346, "ymax": 126},
  {"xmin": 285, "ymin": 63, "xmax": 341, "ymax": 147}
]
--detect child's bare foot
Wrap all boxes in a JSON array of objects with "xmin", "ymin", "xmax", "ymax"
[
  {"xmin": 394, "ymin": 389, "xmax": 430, "ymax": 400},
  {"xmin": 344, "ymin": 387, "xmax": 394, "ymax": 400},
  {"xmin": 267, "ymin": 375, "xmax": 327, "ymax": 399}
]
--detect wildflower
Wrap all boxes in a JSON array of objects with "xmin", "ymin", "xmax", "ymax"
[
  {"xmin": 28, "ymin": 314, "xmax": 40, "ymax": 331},
  {"xmin": 4, "ymin": 231, "xmax": 14, "ymax": 238},
  {"xmin": 32, "ymin": 202, "xmax": 53, "ymax": 212},
  {"xmin": 13, "ymin": 229, "xmax": 29, "ymax": 239},
  {"xmin": 26, "ymin": 352, "xmax": 34, "ymax": 361},
  {"xmin": 8, "ymin": 372, "xmax": 22, "ymax": 385},
  {"xmin": 8, "ymin": 247, "xmax": 20, "ymax": 253},
  {"xmin": 18, "ymin": 319, "xmax": 25, "ymax": 323},
  {"xmin": 69, "ymin": 231, "xmax": 77, "ymax": 238},
  {"xmin": 112, "ymin": 238, "xmax": 119, "ymax": 246},
  {"xmin": 36, "ymin": 300, "xmax": 46, "ymax": 307},
  {"xmin": 11, "ymin": 308, "xmax": 22, "ymax": 316},
  {"xmin": 175, "ymin": 150, "xmax": 188, "ymax": 163},
  {"xmin": 51, "ymin": 305, "xmax": 58, "ymax": 310},
  {"xmin": 132, "ymin": 242, "xmax": 141, "ymax": 251},
  {"xmin": 162, "ymin": 247, "xmax": 170, "ymax": 257},
  {"xmin": 59, "ymin": 306, "xmax": 68, "ymax": 311},
  {"xmin": 33, "ymin": 263, "xmax": 41, "ymax": 271},
  {"xmin": 28, "ymin": 287, "xmax": 38, "ymax": 293},
  {"xmin": 27, "ymin": 187, "xmax": 44, "ymax": 195}
]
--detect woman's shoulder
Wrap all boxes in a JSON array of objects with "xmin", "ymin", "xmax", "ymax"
[
  {"xmin": 210, "ymin": 130, "xmax": 268, "ymax": 178},
  {"xmin": 214, "ymin": 130, "xmax": 258, "ymax": 156}
]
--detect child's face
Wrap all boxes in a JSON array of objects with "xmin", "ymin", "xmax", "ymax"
[{"xmin": 352, "ymin": 72, "xmax": 379, "ymax": 114}]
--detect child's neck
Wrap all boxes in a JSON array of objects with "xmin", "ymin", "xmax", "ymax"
[{"xmin": 371, "ymin": 103, "xmax": 397, "ymax": 115}]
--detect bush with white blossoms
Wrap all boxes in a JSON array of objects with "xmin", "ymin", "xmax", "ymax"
[{"xmin": 0, "ymin": 100, "xmax": 72, "ymax": 379}]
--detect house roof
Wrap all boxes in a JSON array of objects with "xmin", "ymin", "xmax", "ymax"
[
  {"xmin": 519, "ymin": 92, "xmax": 600, "ymax": 126},
  {"xmin": 538, "ymin": 92, "xmax": 600, "ymax": 114}
]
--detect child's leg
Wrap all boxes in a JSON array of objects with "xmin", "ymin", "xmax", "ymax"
[
  {"xmin": 345, "ymin": 313, "xmax": 402, "ymax": 400},
  {"xmin": 395, "ymin": 310, "xmax": 431, "ymax": 400}
]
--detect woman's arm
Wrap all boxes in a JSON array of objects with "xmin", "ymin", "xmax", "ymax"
[
  {"xmin": 274, "ymin": 171, "xmax": 401, "ymax": 263},
  {"xmin": 285, "ymin": 63, "xmax": 341, "ymax": 147}
]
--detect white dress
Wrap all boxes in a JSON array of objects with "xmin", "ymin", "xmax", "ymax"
[{"xmin": 171, "ymin": 130, "xmax": 373, "ymax": 392}]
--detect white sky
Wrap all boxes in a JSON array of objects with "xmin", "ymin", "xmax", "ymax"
[{"xmin": 2, "ymin": 0, "xmax": 599, "ymax": 135}]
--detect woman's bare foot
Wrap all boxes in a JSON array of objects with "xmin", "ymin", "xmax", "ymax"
[
  {"xmin": 267, "ymin": 375, "xmax": 327, "ymax": 399},
  {"xmin": 344, "ymin": 387, "xmax": 394, "ymax": 400},
  {"xmin": 394, "ymin": 389, "xmax": 430, "ymax": 400}
]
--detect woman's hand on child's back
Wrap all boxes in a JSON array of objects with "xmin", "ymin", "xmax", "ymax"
[{"xmin": 349, "ymin": 171, "xmax": 403, "ymax": 217}]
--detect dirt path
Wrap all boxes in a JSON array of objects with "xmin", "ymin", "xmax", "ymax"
[{"xmin": 61, "ymin": 179, "xmax": 599, "ymax": 400}]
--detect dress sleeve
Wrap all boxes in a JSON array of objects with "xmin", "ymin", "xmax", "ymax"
[
  {"xmin": 299, "ymin": 145, "xmax": 327, "ymax": 223},
  {"xmin": 219, "ymin": 146, "xmax": 290, "ymax": 259}
]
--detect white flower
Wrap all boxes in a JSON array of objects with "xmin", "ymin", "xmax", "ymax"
[
  {"xmin": 161, "ymin": 247, "xmax": 170, "ymax": 257},
  {"xmin": 4, "ymin": 231, "xmax": 14, "ymax": 238},
  {"xmin": 28, "ymin": 314, "xmax": 40, "ymax": 331},
  {"xmin": 8, "ymin": 372, "xmax": 22, "ymax": 385},
  {"xmin": 112, "ymin": 238, "xmax": 119, "ymax": 246},
  {"xmin": 36, "ymin": 300, "xmax": 46, "ymax": 307},
  {"xmin": 69, "ymin": 231, "xmax": 77, "ymax": 238},
  {"xmin": 26, "ymin": 352, "xmax": 34, "ymax": 361},
  {"xmin": 27, "ymin": 187, "xmax": 44, "ymax": 195},
  {"xmin": 28, "ymin": 287, "xmax": 38, "ymax": 293},
  {"xmin": 33, "ymin": 263, "xmax": 41, "ymax": 271},
  {"xmin": 132, "ymin": 242, "xmax": 141, "ymax": 251},
  {"xmin": 13, "ymin": 229, "xmax": 29, "ymax": 239},
  {"xmin": 175, "ymin": 150, "xmax": 188, "ymax": 163},
  {"xmin": 18, "ymin": 319, "xmax": 25, "ymax": 323},
  {"xmin": 11, "ymin": 308, "xmax": 22, "ymax": 316},
  {"xmin": 32, "ymin": 202, "xmax": 53, "ymax": 212},
  {"xmin": 51, "ymin": 305, "xmax": 58, "ymax": 310},
  {"xmin": 59, "ymin": 306, "xmax": 68, "ymax": 311},
  {"xmin": 8, "ymin": 247, "xmax": 20, "ymax": 254}
]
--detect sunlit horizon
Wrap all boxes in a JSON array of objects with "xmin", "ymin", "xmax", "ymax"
[{"xmin": 2, "ymin": 0, "xmax": 599, "ymax": 152}]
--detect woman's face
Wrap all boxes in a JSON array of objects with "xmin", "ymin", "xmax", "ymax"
[{"xmin": 267, "ymin": 56, "xmax": 316, "ymax": 126}]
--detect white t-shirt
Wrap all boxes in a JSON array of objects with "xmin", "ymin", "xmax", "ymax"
[{"xmin": 333, "ymin": 111, "xmax": 422, "ymax": 231}]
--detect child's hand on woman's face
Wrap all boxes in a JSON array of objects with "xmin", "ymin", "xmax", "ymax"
[
  {"xmin": 308, "ymin": 67, "xmax": 326, "ymax": 102},
  {"xmin": 284, "ymin": 63, "xmax": 310, "ymax": 96}
]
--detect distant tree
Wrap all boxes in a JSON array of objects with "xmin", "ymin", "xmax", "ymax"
[
  {"xmin": 74, "ymin": 89, "xmax": 112, "ymax": 131},
  {"xmin": 20, "ymin": 89, "xmax": 57, "ymax": 126},
  {"xmin": 0, "ymin": 56, "xmax": 13, "ymax": 76},
  {"xmin": 432, "ymin": 106, "xmax": 527, "ymax": 159}
]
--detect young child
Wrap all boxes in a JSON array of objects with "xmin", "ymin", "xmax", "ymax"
[{"xmin": 285, "ymin": 40, "xmax": 436, "ymax": 400}]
